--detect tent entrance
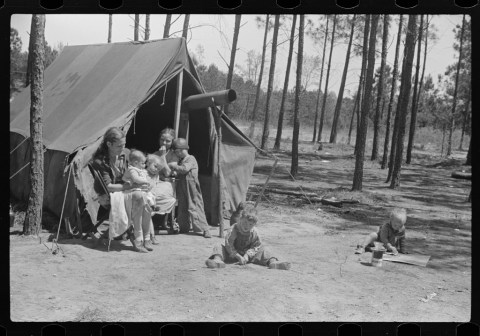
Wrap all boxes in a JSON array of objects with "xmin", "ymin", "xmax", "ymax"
[{"xmin": 125, "ymin": 77, "xmax": 178, "ymax": 154}]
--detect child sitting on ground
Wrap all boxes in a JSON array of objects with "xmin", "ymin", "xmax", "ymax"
[
  {"xmin": 122, "ymin": 149, "xmax": 156, "ymax": 210},
  {"xmin": 355, "ymin": 207, "xmax": 408, "ymax": 255},
  {"xmin": 205, "ymin": 202, "xmax": 291, "ymax": 270}
]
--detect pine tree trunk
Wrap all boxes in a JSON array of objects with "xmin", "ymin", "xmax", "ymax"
[
  {"xmin": 25, "ymin": 21, "xmax": 36, "ymax": 87},
  {"xmin": 466, "ymin": 129, "xmax": 471, "ymax": 165},
  {"xmin": 182, "ymin": 14, "xmax": 190, "ymax": 40},
  {"xmin": 134, "ymin": 14, "xmax": 139, "ymax": 41},
  {"xmin": 390, "ymin": 15, "xmax": 418, "ymax": 189},
  {"xmin": 384, "ymin": 15, "xmax": 404, "ymax": 173},
  {"xmin": 459, "ymin": 86, "xmax": 471, "ymax": 150},
  {"xmin": 354, "ymin": 15, "xmax": 370, "ymax": 154},
  {"xmin": 145, "ymin": 14, "xmax": 150, "ymax": 40},
  {"xmin": 108, "ymin": 14, "xmax": 112, "ymax": 43},
  {"xmin": 249, "ymin": 15, "xmax": 270, "ymax": 139},
  {"xmin": 274, "ymin": 14, "xmax": 297, "ymax": 150},
  {"xmin": 347, "ymin": 90, "xmax": 360, "ymax": 145},
  {"xmin": 406, "ymin": 15, "xmax": 424, "ymax": 164},
  {"xmin": 371, "ymin": 15, "xmax": 390, "ymax": 160},
  {"xmin": 352, "ymin": 15, "xmax": 378, "ymax": 191},
  {"xmin": 317, "ymin": 14, "xmax": 337, "ymax": 143},
  {"xmin": 164, "ymin": 14, "xmax": 172, "ymax": 38},
  {"xmin": 224, "ymin": 15, "xmax": 242, "ymax": 116},
  {"xmin": 441, "ymin": 124, "xmax": 447, "ymax": 157},
  {"xmin": 261, "ymin": 15, "xmax": 280, "ymax": 150},
  {"xmin": 447, "ymin": 14, "xmax": 466, "ymax": 157},
  {"xmin": 291, "ymin": 15, "xmax": 304, "ymax": 178},
  {"xmin": 312, "ymin": 15, "xmax": 329, "ymax": 142},
  {"xmin": 23, "ymin": 14, "xmax": 46, "ymax": 236},
  {"xmin": 330, "ymin": 14, "xmax": 356, "ymax": 144}
]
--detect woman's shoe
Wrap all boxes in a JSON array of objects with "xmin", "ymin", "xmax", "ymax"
[{"xmin": 132, "ymin": 240, "xmax": 148, "ymax": 253}]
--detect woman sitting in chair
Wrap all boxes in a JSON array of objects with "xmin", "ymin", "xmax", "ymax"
[{"xmin": 90, "ymin": 127, "xmax": 153, "ymax": 253}]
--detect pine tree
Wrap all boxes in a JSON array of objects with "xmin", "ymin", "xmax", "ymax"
[
  {"xmin": 291, "ymin": 15, "xmax": 304, "ymax": 178},
  {"xmin": 312, "ymin": 15, "xmax": 329, "ymax": 142},
  {"xmin": 224, "ymin": 15, "xmax": 242, "ymax": 116},
  {"xmin": 164, "ymin": 14, "xmax": 172, "ymax": 38},
  {"xmin": 352, "ymin": 14, "xmax": 379, "ymax": 191},
  {"xmin": 329, "ymin": 14, "xmax": 356, "ymax": 144},
  {"xmin": 274, "ymin": 15, "xmax": 297, "ymax": 150},
  {"xmin": 317, "ymin": 14, "xmax": 337, "ymax": 143},
  {"xmin": 260, "ymin": 15, "xmax": 280, "ymax": 149},
  {"xmin": 371, "ymin": 15, "xmax": 389, "ymax": 160},
  {"xmin": 447, "ymin": 15, "xmax": 466, "ymax": 157},
  {"xmin": 23, "ymin": 14, "xmax": 46, "ymax": 236},
  {"xmin": 249, "ymin": 15, "xmax": 270, "ymax": 139},
  {"xmin": 390, "ymin": 15, "xmax": 418, "ymax": 189}
]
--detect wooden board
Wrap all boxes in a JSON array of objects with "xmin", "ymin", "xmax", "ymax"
[{"xmin": 382, "ymin": 254, "xmax": 431, "ymax": 267}]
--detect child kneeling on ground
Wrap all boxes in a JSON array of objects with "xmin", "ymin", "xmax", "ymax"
[
  {"xmin": 205, "ymin": 202, "xmax": 291, "ymax": 270},
  {"xmin": 355, "ymin": 207, "xmax": 408, "ymax": 255}
]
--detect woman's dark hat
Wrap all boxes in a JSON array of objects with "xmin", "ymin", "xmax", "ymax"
[{"xmin": 172, "ymin": 138, "xmax": 189, "ymax": 150}]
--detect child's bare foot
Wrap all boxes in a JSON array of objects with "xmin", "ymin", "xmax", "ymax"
[
  {"xmin": 268, "ymin": 261, "xmax": 291, "ymax": 270},
  {"xmin": 205, "ymin": 258, "xmax": 225, "ymax": 269},
  {"xmin": 355, "ymin": 245, "xmax": 365, "ymax": 254}
]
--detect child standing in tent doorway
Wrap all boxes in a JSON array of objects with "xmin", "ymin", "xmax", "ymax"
[
  {"xmin": 205, "ymin": 202, "xmax": 291, "ymax": 270},
  {"xmin": 168, "ymin": 138, "xmax": 212, "ymax": 238},
  {"xmin": 153, "ymin": 127, "xmax": 179, "ymax": 179},
  {"xmin": 122, "ymin": 149, "xmax": 157, "ymax": 210}
]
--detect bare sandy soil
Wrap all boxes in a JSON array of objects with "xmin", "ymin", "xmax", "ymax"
[{"xmin": 10, "ymin": 142, "xmax": 471, "ymax": 322}]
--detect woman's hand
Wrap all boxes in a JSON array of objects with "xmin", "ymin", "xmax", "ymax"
[{"xmin": 158, "ymin": 146, "xmax": 167, "ymax": 156}]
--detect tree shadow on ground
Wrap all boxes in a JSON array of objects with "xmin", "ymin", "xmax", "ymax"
[{"xmin": 313, "ymin": 202, "xmax": 471, "ymax": 272}]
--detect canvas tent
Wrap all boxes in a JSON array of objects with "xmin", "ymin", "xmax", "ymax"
[{"xmin": 10, "ymin": 38, "xmax": 256, "ymax": 230}]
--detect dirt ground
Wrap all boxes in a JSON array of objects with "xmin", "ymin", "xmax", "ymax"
[{"xmin": 10, "ymin": 141, "xmax": 472, "ymax": 322}]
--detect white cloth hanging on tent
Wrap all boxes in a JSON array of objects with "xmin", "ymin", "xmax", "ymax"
[{"xmin": 108, "ymin": 192, "xmax": 129, "ymax": 239}]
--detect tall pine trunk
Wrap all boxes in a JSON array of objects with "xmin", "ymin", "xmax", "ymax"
[
  {"xmin": 330, "ymin": 14, "xmax": 356, "ymax": 144},
  {"xmin": 291, "ymin": 15, "xmax": 304, "ymax": 178},
  {"xmin": 371, "ymin": 15, "xmax": 389, "ymax": 160},
  {"xmin": 134, "ymin": 14, "xmax": 139, "ymax": 41},
  {"xmin": 274, "ymin": 15, "xmax": 297, "ymax": 150},
  {"xmin": 459, "ymin": 86, "xmax": 471, "ymax": 150},
  {"xmin": 108, "ymin": 14, "xmax": 112, "ymax": 43},
  {"xmin": 317, "ymin": 14, "xmax": 337, "ymax": 143},
  {"xmin": 352, "ymin": 15, "xmax": 378, "ymax": 191},
  {"xmin": 312, "ymin": 16, "xmax": 329, "ymax": 142},
  {"xmin": 145, "ymin": 14, "xmax": 150, "ymax": 40},
  {"xmin": 182, "ymin": 14, "xmax": 190, "ymax": 40},
  {"xmin": 353, "ymin": 15, "xmax": 370, "ymax": 154},
  {"xmin": 466, "ymin": 130, "xmax": 471, "ymax": 165},
  {"xmin": 23, "ymin": 14, "xmax": 46, "ymax": 236},
  {"xmin": 347, "ymin": 90, "xmax": 360, "ymax": 144},
  {"xmin": 224, "ymin": 15, "xmax": 242, "ymax": 116},
  {"xmin": 163, "ymin": 14, "xmax": 172, "ymax": 38},
  {"xmin": 261, "ymin": 15, "xmax": 280, "ymax": 150},
  {"xmin": 447, "ymin": 14, "xmax": 466, "ymax": 157},
  {"xmin": 383, "ymin": 15, "xmax": 404, "ymax": 171},
  {"xmin": 406, "ymin": 15, "xmax": 424, "ymax": 164},
  {"xmin": 390, "ymin": 15, "xmax": 418, "ymax": 189},
  {"xmin": 249, "ymin": 15, "xmax": 270, "ymax": 139}
]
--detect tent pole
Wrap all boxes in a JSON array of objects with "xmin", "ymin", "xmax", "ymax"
[
  {"xmin": 213, "ymin": 103, "xmax": 224, "ymax": 238},
  {"xmin": 173, "ymin": 70, "xmax": 184, "ymax": 137}
]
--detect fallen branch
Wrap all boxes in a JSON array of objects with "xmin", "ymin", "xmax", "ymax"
[
  {"xmin": 451, "ymin": 171, "xmax": 471, "ymax": 180},
  {"xmin": 258, "ymin": 187, "xmax": 318, "ymax": 198}
]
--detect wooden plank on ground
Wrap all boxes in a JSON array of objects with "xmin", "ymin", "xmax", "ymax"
[{"xmin": 382, "ymin": 254, "xmax": 431, "ymax": 267}]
